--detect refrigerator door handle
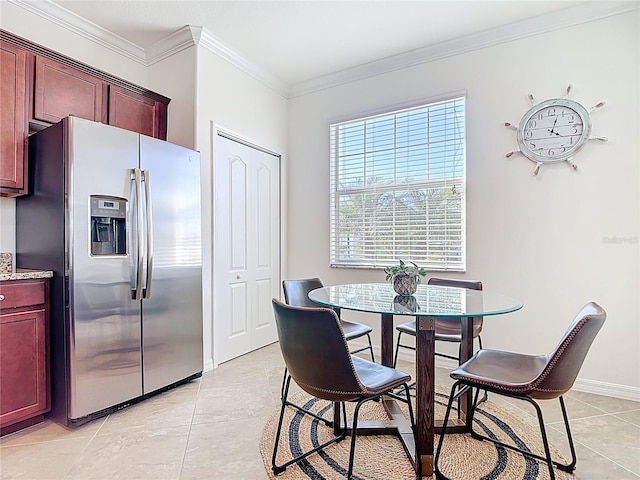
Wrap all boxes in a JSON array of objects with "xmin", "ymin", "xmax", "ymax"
[
  {"xmin": 142, "ymin": 169, "xmax": 154, "ymax": 299},
  {"xmin": 132, "ymin": 168, "xmax": 144, "ymax": 300}
]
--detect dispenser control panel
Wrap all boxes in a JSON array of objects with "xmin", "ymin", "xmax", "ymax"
[
  {"xmin": 92, "ymin": 198, "xmax": 125, "ymax": 217},
  {"xmin": 90, "ymin": 195, "xmax": 127, "ymax": 256}
]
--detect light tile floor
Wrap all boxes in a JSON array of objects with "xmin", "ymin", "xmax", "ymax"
[{"xmin": 1, "ymin": 343, "xmax": 638, "ymax": 479}]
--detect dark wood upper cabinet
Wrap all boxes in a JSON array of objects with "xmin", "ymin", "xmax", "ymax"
[
  {"xmin": 0, "ymin": 40, "xmax": 29, "ymax": 196},
  {"xmin": 109, "ymin": 85, "xmax": 167, "ymax": 139},
  {"xmin": 33, "ymin": 56, "xmax": 107, "ymax": 124},
  {"xmin": 0, "ymin": 30, "xmax": 170, "ymax": 197}
]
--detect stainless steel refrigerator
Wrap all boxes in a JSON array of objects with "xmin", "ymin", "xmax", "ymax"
[{"xmin": 16, "ymin": 116, "xmax": 203, "ymax": 425}]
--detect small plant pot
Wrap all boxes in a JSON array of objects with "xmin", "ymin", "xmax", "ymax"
[{"xmin": 393, "ymin": 274, "xmax": 417, "ymax": 296}]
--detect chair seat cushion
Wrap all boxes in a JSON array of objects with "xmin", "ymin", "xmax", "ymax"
[
  {"xmin": 451, "ymin": 349, "xmax": 549, "ymax": 396},
  {"xmin": 341, "ymin": 319, "xmax": 373, "ymax": 340},
  {"xmin": 352, "ymin": 355, "xmax": 411, "ymax": 395},
  {"xmin": 396, "ymin": 318, "xmax": 482, "ymax": 341}
]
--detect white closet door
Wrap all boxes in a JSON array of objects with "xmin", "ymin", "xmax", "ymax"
[{"xmin": 214, "ymin": 134, "xmax": 280, "ymax": 364}]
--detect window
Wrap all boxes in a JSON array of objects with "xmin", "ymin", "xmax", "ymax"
[{"xmin": 329, "ymin": 96, "xmax": 466, "ymax": 271}]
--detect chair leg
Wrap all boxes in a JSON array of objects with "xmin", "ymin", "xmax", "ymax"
[
  {"xmin": 347, "ymin": 383, "xmax": 415, "ymax": 480},
  {"xmin": 465, "ymin": 390, "xmax": 577, "ymax": 479},
  {"xmin": 394, "ymin": 332, "xmax": 416, "ymax": 368},
  {"xmin": 434, "ymin": 381, "xmax": 466, "ymax": 480},
  {"xmin": 393, "ymin": 332, "xmax": 402, "ymax": 367},
  {"xmin": 365, "ymin": 333, "xmax": 375, "ymax": 362},
  {"xmin": 347, "ymin": 333, "xmax": 375, "ymax": 362},
  {"xmin": 280, "ymin": 367, "xmax": 288, "ymax": 402},
  {"xmin": 272, "ymin": 375, "xmax": 346, "ymax": 474},
  {"xmin": 348, "ymin": 397, "xmax": 365, "ymax": 479},
  {"xmin": 474, "ymin": 336, "xmax": 489, "ymax": 404},
  {"xmin": 272, "ymin": 375, "xmax": 293, "ymax": 474},
  {"xmin": 557, "ymin": 396, "xmax": 577, "ymax": 472},
  {"xmin": 280, "ymin": 366, "xmax": 332, "ymax": 427}
]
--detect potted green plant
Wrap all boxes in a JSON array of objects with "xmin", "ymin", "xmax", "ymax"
[{"xmin": 384, "ymin": 259, "xmax": 427, "ymax": 296}]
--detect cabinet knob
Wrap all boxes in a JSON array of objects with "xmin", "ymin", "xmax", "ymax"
[{"xmin": 0, "ymin": 294, "xmax": 4, "ymax": 301}]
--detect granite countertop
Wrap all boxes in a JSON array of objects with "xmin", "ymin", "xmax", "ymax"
[{"xmin": 0, "ymin": 269, "xmax": 54, "ymax": 281}]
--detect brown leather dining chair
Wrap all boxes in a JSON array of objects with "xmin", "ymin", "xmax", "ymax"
[
  {"xmin": 283, "ymin": 278, "xmax": 375, "ymax": 361},
  {"xmin": 434, "ymin": 302, "xmax": 606, "ymax": 480},
  {"xmin": 393, "ymin": 277, "xmax": 484, "ymax": 367},
  {"xmin": 271, "ymin": 298, "xmax": 416, "ymax": 480},
  {"xmin": 280, "ymin": 278, "xmax": 376, "ymax": 426}
]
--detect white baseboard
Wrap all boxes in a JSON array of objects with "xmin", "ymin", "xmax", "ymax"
[
  {"xmin": 572, "ymin": 378, "xmax": 640, "ymax": 402},
  {"xmin": 360, "ymin": 342, "xmax": 640, "ymax": 402},
  {"xmin": 203, "ymin": 358, "xmax": 215, "ymax": 373}
]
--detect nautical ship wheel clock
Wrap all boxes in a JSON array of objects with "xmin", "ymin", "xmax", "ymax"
[{"xmin": 505, "ymin": 85, "xmax": 607, "ymax": 175}]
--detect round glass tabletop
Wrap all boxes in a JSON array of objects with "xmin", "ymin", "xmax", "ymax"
[{"xmin": 308, "ymin": 283, "xmax": 523, "ymax": 317}]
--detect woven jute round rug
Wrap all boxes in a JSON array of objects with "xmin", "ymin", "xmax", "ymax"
[{"xmin": 260, "ymin": 388, "xmax": 575, "ymax": 480}]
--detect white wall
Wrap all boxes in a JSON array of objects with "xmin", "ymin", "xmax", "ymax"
[
  {"xmin": 195, "ymin": 47, "xmax": 289, "ymax": 368},
  {"xmin": 287, "ymin": 12, "xmax": 640, "ymax": 396},
  {"xmin": 147, "ymin": 48, "xmax": 197, "ymax": 150},
  {"xmin": 0, "ymin": 199, "xmax": 16, "ymax": 265}
]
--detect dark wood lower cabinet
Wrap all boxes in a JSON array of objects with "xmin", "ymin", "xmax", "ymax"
[{"xmin": 0, "ymin": 279, "xmax": 50, "ymax": 435}]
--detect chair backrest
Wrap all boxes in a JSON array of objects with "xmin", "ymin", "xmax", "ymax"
[
  {"xmin": 271, "ymin": 298, "xmax": 365, "ymax": 401},
  {"xmin": 428, "ymin": 276, "xmax": 483, "ymax": 291},
  {"xmin": 428, "ymin": 277, "xmax": 483, "ymax": 329},
  {"xmin": 282, "ymin": 278, "xmax": 324, "ymax": 307},
  {"xmin": 533, "ymin": 302, "xmax": 606, "ymax": 399}
]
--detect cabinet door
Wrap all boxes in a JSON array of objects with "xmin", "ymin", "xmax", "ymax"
[
  {"xmin": 33, "ymin": 56, "xmax": 106, "ymax": 124},
  {"xmin": 0, "ymin": 41, "xmax": 28, "ymax": 195},
  {"xmin": 0, "ymin": 309, "xmax": 49, "ymax": 428},
  {"xmin": 108, "ymin": 85, "xmax": 167, "ymax": 139}
]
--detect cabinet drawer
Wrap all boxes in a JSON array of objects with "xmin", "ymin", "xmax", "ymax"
[{"xmin": 0, "ymin": 281, "xmax": 45, "ymax": 310}]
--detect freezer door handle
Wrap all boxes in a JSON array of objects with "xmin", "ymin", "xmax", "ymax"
[
  {"xmin": 132, "ymin": 168, "xmax": 144, "ymax": 300},
  {"xmin": 142, "ymin": 169, "xmax": 154, "ymax": 299}
]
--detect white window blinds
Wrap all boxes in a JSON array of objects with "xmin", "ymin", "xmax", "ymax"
[{"xmin": 329, "ymin": 96, "xmax": 466, "ymax": 271}]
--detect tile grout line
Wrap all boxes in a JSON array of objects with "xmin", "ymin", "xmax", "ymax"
[
  {"xmin": 61, "ymin": 416, "xmax": 109, "ymax": 479},
  {"xmin": 569, "ymin": 436, "xmax": 640, "ymax": 479},
  {"xmin": 178, "ymin": 377, "xmax": 203, "ymax": 480}
]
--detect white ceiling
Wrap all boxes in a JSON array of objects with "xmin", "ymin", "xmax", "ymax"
[{"xmin": 41, "ymin": 1, "xmax": 638, "ymax": 93}]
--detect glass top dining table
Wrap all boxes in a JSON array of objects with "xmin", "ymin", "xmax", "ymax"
[
  {"xmin": 308, "ymin": 283, "xmax": 523, "ymax": 478},
  {"xmin": 308, "ymin": 282, "xmax": 522, "ymax": 318}
]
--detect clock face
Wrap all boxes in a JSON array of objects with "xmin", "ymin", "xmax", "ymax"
[{"xmin": 517, "ymin": 98, "xmax": 592, "ymax": 163}]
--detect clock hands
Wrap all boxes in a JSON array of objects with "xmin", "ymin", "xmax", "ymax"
[{"xmin": 548, "ymin": 117, "xmax": 560, "ymax": 136}]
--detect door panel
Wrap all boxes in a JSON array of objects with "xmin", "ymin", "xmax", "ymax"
[
  {"xmin": 0, "ymin": 41, "xmax": 28, "ymax": 193},
  {"xmin": 214, "ymin": 135, "xmax": 280, "ymax": 364},
  {"xmin": 230, "ymin": 283, "xmax": 249, "ymax": 338},
  {"xmin": 139, "ymin": 135, "xmax": 202, "ymax": 393},
  {"xmin": 108, "ymin": 85, "xmax": 163, "ymax": 139},
  {"xmin": 34, "ymin": 57, "xmax": 105, "ymax": 124},
  {"xmin": 67, "ymin": 118, "xmax": 141, "ymax": 420},
  {"xmin": 230, "ymin": 157, "xmax": 248, "ymax": 270}
]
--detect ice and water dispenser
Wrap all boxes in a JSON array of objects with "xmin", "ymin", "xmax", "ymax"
[{"xmin": 90, "ymin": 196, "xmax": 127, "ymax": 256}]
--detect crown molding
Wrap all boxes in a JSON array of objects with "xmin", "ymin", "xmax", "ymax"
[
  {"xmin": 8, "ymin": 0, "xmax": 146, "ymax": 64},
  {"xmin": 288, "ymin": 1, "xmax": 640, "ymax": 98},
  {"xmin": 9, "ymin": 0, "xmax": 289, "ymax": 97},
  {"xmin": 9, "ymin": 0, "xmax": 639, "ymax": 100},
  {"xmin": 145, "ymin": 25, "xmax": 203, "ymax": 65},
  {"xmin": 197, "ymin": 27, "xmax": 290, "ymax": 98}
]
